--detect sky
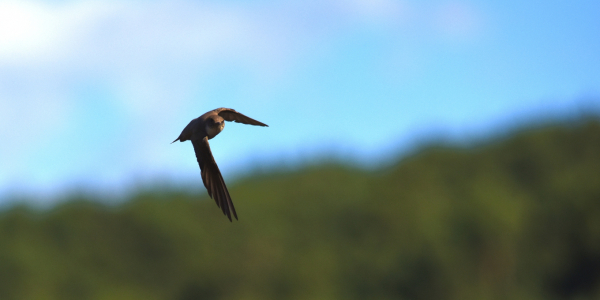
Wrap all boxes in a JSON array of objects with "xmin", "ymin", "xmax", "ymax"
[{"xmin": 1, "ymin": 0, "xmax": 599, "ymax": 203}]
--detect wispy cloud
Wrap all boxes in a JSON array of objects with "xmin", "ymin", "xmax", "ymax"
[
  {"xmin": 333, "ymin": 0, "xmax": 412, "ymax": 25},
  {"xmin": 432, "ymin": 2, "xmax": 484, "ymax": 40}
]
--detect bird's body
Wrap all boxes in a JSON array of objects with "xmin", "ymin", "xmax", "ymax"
[{"xmin": 172, "ymin": 108, "xmax": 268, "ymax": 221}]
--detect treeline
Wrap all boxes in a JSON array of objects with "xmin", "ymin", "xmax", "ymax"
[{"xmin": 1, "ymin": 118, "xmax": 599, "ymax": 299}]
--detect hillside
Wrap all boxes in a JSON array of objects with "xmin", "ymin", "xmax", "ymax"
[{"xmin": 1, "ymin": 118, "xmax": 599, "ymax": 300}]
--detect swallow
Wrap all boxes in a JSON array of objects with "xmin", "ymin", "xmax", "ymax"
[{"xmin": 172, "ymin": 108, "xmax": 268, "ymax": 221}]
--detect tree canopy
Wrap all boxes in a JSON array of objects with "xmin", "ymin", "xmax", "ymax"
[{"xmin": 1, "ymin": 118, "xmax": 599, "ymax": 300}]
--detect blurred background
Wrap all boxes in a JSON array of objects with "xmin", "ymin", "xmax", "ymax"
[{"xmin": 1, "ymin": 0, "xmax": 600, "ymax": 299}]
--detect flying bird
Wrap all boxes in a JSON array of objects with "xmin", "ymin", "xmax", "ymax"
[{"xmin": 172, "ymin": 108, "xmax": 268, "ymax": 221}]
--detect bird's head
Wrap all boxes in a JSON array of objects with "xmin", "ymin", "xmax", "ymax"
[{"xmin": 206, "ymin": 116, "xmax": 225, "ymax": 139}]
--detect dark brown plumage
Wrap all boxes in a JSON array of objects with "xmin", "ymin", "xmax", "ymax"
[{"xmin": 172, "ymin": 108, "xmax": 268, "ymax": 221}]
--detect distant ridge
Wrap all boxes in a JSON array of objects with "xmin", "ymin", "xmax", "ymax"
[{"xmin": 0, "ymin": 118, "xmax": 599, "ymax": 299}]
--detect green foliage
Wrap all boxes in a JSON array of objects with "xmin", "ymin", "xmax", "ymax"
[{"xmin": 1, "ymin": 119, "xmax": 600, "ymax": 299}]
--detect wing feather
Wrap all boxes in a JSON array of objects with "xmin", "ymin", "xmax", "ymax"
[
  {"xmin": 192, "ymin": 137, "xmax": 238, "ymax": 221},
  {"xmin": 217, "ymin": 108, "xmax": 268, "ymax": 127}
]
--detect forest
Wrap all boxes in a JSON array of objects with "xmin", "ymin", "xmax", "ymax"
[{"xmin": 0, "ymin": 117, "xmax": 599, "ymax": 300}]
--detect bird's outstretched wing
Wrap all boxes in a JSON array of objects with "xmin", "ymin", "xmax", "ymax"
[
  {"xmin": 217, "ymin": 108, "xmax": 268, "ymax": 127},
  {"xmin": 192, "ymin": 136, "xmax": 237, "ymax": 221}
]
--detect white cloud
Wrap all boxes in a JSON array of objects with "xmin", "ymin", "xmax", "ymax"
[
  {"xmin": 0, "ymin": 0, "xmax": 119, "ymax": 64},
  {"xmin": 0, "ymin": 1, "xmax": 65, "ymax": 61}
]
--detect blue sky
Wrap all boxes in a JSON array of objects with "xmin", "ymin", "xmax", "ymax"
[{"xmin": 1, "ymin": 0, "xmax": 599, "ymax": 203}]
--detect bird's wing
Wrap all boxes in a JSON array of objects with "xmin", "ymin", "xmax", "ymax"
[
  {"xmin": 192, "ymin": 136, "xmax": 238, "ymax": 221},
  {"xmin": 217, "ymin": 108, "xmax": 268, "ymax": 127}
]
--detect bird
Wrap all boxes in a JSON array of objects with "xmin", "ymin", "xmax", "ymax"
[{"xmin": 172, "ymin": 108, "xmax": 268, "ymax": 221}]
